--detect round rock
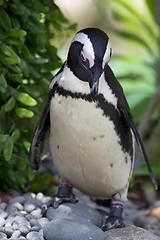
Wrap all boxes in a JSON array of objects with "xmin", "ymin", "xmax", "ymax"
[
  {"xmin": 46, "ymin": 202, "xmax": 102, "ymax": 225},
  {"xmin": 26, "ymin": 231, "xmax": 41, "ymax": 240},
  {"xmin": 43, "ymin": 218, "xmax": 105, "ymax": 240}
]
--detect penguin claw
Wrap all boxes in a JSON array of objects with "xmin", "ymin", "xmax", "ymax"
[
  {"xmin": 53, "ymin": 194, "xmax": 78, "ymax": 209},
  {"xmin": 41, "ymin": 181, "xmax": 78, "ymax": 216},
  {"xmin": 41, "ymin": 194, "xmax": 78, "ymax": 216},
  {"xmin": 100, "ymin": 215, "xmax": 125, "ymax": 231}
]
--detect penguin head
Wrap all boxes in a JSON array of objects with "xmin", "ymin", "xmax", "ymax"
[{"xmin": 67, "ymin": 28, "xmax": 112, "ymax": 99}]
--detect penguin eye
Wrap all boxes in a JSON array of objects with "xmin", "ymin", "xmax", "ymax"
[
  {"xmin": 80, "ymin": 52, "xmax": 86, "ymax": 62},
  {"xmin": 80, "ymin": 50, "xmax": 94, "ymax": 69}
]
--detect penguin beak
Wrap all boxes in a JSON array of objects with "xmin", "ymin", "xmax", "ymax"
[
  {"xmin": 90, "ymin": 78, "xmax": 99, "ymax": 100},
  {"xmin": 89, "ymin": 68, "xmax": 102, "ymax": 100}
]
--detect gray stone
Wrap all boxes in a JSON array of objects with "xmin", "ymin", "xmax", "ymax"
[
  {"xmin": 26, "ymin": 231, "xmax": 41, "ymax": 240},
  {"xmin": 47, "ymin": 202, "xmax": 102, "ymax": 225},
  {"xmin": 39, "ymin": 229, "xmax": 45, "ymax": 240},
  {"xmin": 38, "ymin": 217, "xmax": 49, "ymax": 227},
  {"xmin": 13, "ymin": 215, "xmax": 27, "ymax": 224},
  {"xmin": 5, "ymin": 204, "xmax": 22, "ymax": 217},
  {"xmin": 24, "ymin": 202, "xmax": 36, "ymax": 212},
  {"xmin": 10, "ymin": 196, "xmax": 25, "ymax": 204},
  {"xmin": 31, "ymin": 209, "xmax": 42, "ymax": 218},
  {"xmin": 43, "ymin": 218, "xmax": 105, "ymax": 240},
  {"xmin": 0, "ymin": 216, "xmax": 6, "ymax": 227},
  {"xmin": 30, "ymin": 219, "xmax": 42, "ymax": 231},
  {"xmin": 0, "ymin": 202, "xmax": 7, "ymax": 210},
  {"xmin": 13, "ymin": 202, "xmax": 24, "ymax": 211},
  {"xmin": 0, "ymin": 211, "xmax": 8, "ymax": 219},
  {"xmin": 30, "ymin": 219, "xmax": 41, "ymax": 227},
  {"xmin": 31, "ymin": 225, "xmax": 41, "ymax": 231},
  {"xmin": 36, "ymin": 192, "xmax": 44, "ymax": 202},
  {"xmin": 104, "ymin": 225, "xmax": 160, "ymax": 240},
  {"xmin": 124, "ymin": 199, "xmax": 138, "ymax": 209},
  {"xmin": 18, "ymin": 224, "xmax": 31, "ymax": 234},
  {"xmin": 0, "ymin": 232, "xmax": 7, "ymax": 240},
  {"xmin": 4, "ymin": 226, "xmax": 13, "ymax": 237},
  {"xmin": 147, "ymin": 216, "xmax": 158, "ymax": 225},
  {"xmin": 19, "ymin": 237, "xmax": 27, "ymax": 240},
  {"xmin": 42, "ymin": 196, "xmax": 52, "ymax": 204},
  {"xmin": 11, "ymin": 229, "xmax": 21, "ymax": 238},
  {"xmin": 133, "ymin": 213, "xmax": 147, "ymax": 228}
]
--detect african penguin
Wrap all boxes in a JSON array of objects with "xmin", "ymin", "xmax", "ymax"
[{"xmin": 29, "ymin": 28, "xmax": 157, "ymax": 231}]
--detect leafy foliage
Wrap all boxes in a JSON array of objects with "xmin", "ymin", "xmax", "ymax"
[
  {"xmin": 0, "ymin": 0, "xmax": 74, "ymax": 190},
  {"xmin": 105, "ymin": 0, "xmax": 159, "ymax": 122}
]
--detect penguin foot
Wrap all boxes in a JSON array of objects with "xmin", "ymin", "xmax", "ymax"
[
  {"xmin": 53, "ymin": 180, "xmax": 78, "ymax": 208},
  {"xmin": 41, "ymin": 180, "xmax": 78, "ymax": 215},
  {"xmin": 99, "ymin": 198, "xmax": 125, "ymax": 231},
  {"xmin": 100, "ymin": 215, "xmax": 125, "ymax": 231}
]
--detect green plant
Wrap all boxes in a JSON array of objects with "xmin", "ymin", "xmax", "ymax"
[{"xmin": 0, "ymin": 0, "xmax": 75, "ymax": 190}]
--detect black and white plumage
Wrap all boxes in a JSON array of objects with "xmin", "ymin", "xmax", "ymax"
[{"xmin": 29, "ymin": 28, "xmax": 157, "ymax": 230}]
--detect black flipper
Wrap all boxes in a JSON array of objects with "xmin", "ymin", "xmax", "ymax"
[
  {"xmin": 28, "ymin": 101, "xmax": 50, "ymax": 170},
  {"xmin": 28, "ymin": 63, "xmax": 65, "ymax": 170},
  {"xmin": 104, "ymin": 65, "xmax": 157, "ymax": 190},
  {"xmin": 118, "ymin": 101, "xmax": 158, "ymax": 190}
]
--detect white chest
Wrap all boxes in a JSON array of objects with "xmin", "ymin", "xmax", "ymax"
[{"xmin": 50, "ymin": 93, "xmax": 134, "ymax": 200}]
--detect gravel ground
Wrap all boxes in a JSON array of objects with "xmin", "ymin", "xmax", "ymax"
[{"xmin": 0, "ymin": 189, "xmax": 160, "ymax": 240}]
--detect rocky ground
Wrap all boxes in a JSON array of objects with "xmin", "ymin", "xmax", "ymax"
[{"xmin": 0, "ymin": 189, "xmax": 160, "ymax": 240}]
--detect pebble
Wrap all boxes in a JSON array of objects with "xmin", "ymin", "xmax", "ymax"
[
  {"xmin": 0, "ymin": 191, "xmax": 159, "ymax": 239},
  {"xmin": 0, "ymin": 203, "xmax": 7, "ymax": 210},
  {"xmin": 0, "ymin": 232, "xmax": 7, "ymax": 240},
  {"xmin": 24, "ymin": 202, "xmax": 36, "ymax": 212},
  {"xmin": 36, "ymin": 193, "xmax": 44, "ymax": 202},
  {"xmin": 43, "ymin": 219, "xmax": 105, "ymax": 240},
  {"xmin": 0, "ymin": 212, "xmax": 8, "ymax": 219},
  {"xmin": 0, "ymin": 216, "xmax": 6, "ymax": 227},
  {"xmin": 4, "ymin": 226, "xmax": 13, "ymax": 237},
  {"xmin": 31, "ymin": 209, "xmax": 42, "ymax": 218},
  {"xmin": 46, "ymin": 202, "xmax": 103, "ymax": 225},
  {"xmin": 26, "ymin": 231, "xmax": 41, "ymax": 240},
  {"xmin": 11, "ymin": 229, "xmax": 21, "ymax": 238},
  {"xmin": 38, "ymin": 217, "xmax": 49, "ymax": 227},
  {"xmin": 10, "ymin": 196, "xmax": 25, "ymax": 205},
  {"xmin": 13, "ymin": 202, "xmax": 24, "ymax": 211},
  {"xmin": 18, "ymin": 224, "xmax": 31, "ymax": 234}
]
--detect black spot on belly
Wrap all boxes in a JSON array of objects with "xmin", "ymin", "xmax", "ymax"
[
  {"xmin": 125, "ymin": 156, "xmax": 128, "ymax": 163},
  {"xmin": 57, "ymin": 145, "xmax": 60, "ymax": 149},
  {"xmin": 110, "ymin": 163, "xmax": 113, "ymax": 167}
]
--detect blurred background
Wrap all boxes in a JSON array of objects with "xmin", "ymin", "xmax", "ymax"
[{"xmin": 0, "ymin": 0, "xmax": 160, "ymax": 206}]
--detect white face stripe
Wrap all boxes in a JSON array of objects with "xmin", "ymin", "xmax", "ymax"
[
  {"xmin": 71, "ymin": 32, "xmax": 95, "ymax": 67},
  {"xmin": 102, "ymin": 40, "xmax": 111, "ymax": 69}
]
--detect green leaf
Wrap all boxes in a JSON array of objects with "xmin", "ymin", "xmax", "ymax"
[
  {"xmin": 0, "ymin": 8, "xmax": 12, "ymax": 30},
  {"xmin": 0, "ymin": 0, "xmax": 4, "ymax": 6},
  {"xmin": 145, "ymin": 0, "xmax": 155, "ymax": 17},
  {"xmin": 4, "ymin": 96, "xmax": 15, "ymax": 112},
  {"xmin": 3, "ymin": 136, "xmax": 13, "ymax": 161},
  {"xmin": 0, "ymin": 73, "xmax": 7, "ymax": 89},
  {"xmin": 15, "ymin": 108, "xmax": 34, "ymax": 118},
  {"xmin": 126, "ymin": 92, "xmax": 151, "ymax": 109},
  {"xmin": 19, "ymin": 60, "xmax": 30, "ymax": 76},
  {"xmin": 6, "ymin": 28, "xmax": 27, "ymax": 38},
  {"xmin": 6, "ymin": 38, "xmax": 22, "ymax": 46},
  {"xmin": 11, "ymin": 129, "xmax": 20, "ymax": 143},
  {"xmin": 23, "ymin": 141, "xmax": 31, "ymax": 152},
  {"xmin": 0, "ymin": 45, "xmax": 20, "ymax": 65},
  {"xmin": 17, "ymin": 93, "xmax": 37, "ymax": 106}
]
